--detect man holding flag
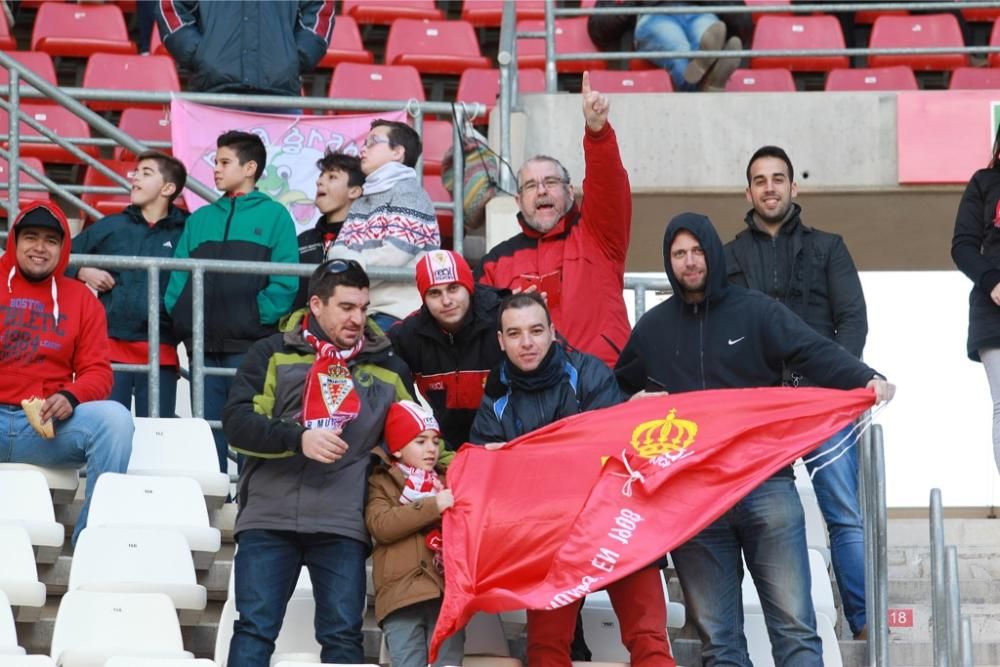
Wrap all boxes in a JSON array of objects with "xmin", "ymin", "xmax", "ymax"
[{"xmin": 614, "ymin": 213, "xmax": 893, "ymax": 666}]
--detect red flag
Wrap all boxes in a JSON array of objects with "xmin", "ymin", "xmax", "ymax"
[{"xmin": 430, "ymin": 386, "xmax": 874, "ymax": 659}]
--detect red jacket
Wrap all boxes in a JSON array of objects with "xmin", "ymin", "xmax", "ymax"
[
  {"xmin": 0, "ymin": 202, "xmax": 112, "ymax": 406},
  {"xmin": 476, "ymin": 122, "xmax": 632, "ymax": 367}
]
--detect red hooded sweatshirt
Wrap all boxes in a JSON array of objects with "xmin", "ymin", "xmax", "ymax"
[{"xmin": 0, "ymin": 202, "xmax": 112, "ymax": 406}]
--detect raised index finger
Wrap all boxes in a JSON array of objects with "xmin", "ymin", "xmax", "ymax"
[{"xmin": 581, "ymin": 70, "xmax": 591, "ymax": 97}]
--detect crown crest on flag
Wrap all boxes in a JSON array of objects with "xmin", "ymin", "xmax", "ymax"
[{"xmin": 630, "ymin": 408, "xmax": 698, "ymax": 458}]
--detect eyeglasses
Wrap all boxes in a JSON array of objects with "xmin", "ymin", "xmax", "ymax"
[
  {"xmin": 321, "ymin": 259, "xmax": 364, "ymax": 274},
  {"xmin": 518, "ymin": 176, "xmax": 568, "ymax": 195},
  {"xmin": 363, "ymin": 135, "xmax": 392, "ymax": 149}
]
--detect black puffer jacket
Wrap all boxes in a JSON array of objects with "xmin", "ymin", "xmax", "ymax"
[
  {"xmin": 156, "ymin": 1, "xmax": 334, "ymax": 96},
  {"xmin": 724, "ymin": 204, "xmax": 868, "ymax": 371},
  {"xmin": 952, "ymin": 167, "xmax": 1000, "ymax": 361},
  {"xmin": 389, "ymin": 285, "xmax": 507, "ymax": 450}
]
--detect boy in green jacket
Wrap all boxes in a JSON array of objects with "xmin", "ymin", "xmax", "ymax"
[{"xmin": 164, "ymin": 130, "xmax": 299, "ymax": 473}]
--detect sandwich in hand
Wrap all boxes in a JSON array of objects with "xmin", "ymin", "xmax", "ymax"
[{"xmin": 20, "ymin": 397, "xmax": 54, "ymax": 439}]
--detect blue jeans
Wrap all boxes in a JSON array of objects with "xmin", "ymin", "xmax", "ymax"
[
  {"xmin": 382, "ymin": 598, "xmax": 466, "ymax": 667},
  {"xmin": 0, "ymin": 401, "xmax": 133, "ymax": 544},
  {"xmin": 203, "ymin": 352, "xmax": 245, "ymax": 474},
  {"xmin": 634, "ymin": 13, "xmax": 721, "ymax": 89},
  {"xmin": 110, "ymin": 368, "xmax": 179, "ymax": 418},
  {"xmin": 804, "ymin": 423, "xmax": 865, "ymax": 635},
  {"xmin": 229, "ymin": 529, "xmax": 368, "ymax": 667},
  {"xmin": 672, "ymin": 476, "xmax": 821, "ymax": 667}
]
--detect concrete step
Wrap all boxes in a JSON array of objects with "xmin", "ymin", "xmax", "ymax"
[
  {"xmin": 889, "ymin": 518, "xmax": 1000, "ymax": 548},
  {"xmin": 888, "ymin": 578, "xmax": 1000, "ymax": 605},
  {"xmin": 889, "ymin": 544, "xmax": 1000, "ymax": 582}
]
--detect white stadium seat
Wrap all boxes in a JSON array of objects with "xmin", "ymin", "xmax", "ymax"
[
  {"xmin": 86, "ymin": 473, "xmax": 220, "ymax": 569},
  {"xmin": 129, "ymin": 418, "xmax": 230, "ymax": 509},
  {"xmin": 0, "ymin": 470, "xmax": 65, "ymax": 563},
  {"xmin": 0, "ymin": 591, "xmax": 24, "ymax": 656},
  {"xmin": 744, "ymin": 611, "xmax": 843, "ymax": 667},
  {"xmin": 0, "ymin": 464, "xmax": 79, "ymax": 505},
  {"xmin": 0, "ymin": 657, "xmax": 57, "ymax": 666},
  {"xmin": 50, "ymin": 591, "xmax": 192, "ymax": 666},
  {"xmin": 0, "ymin": 526, "xmax": 46, "ymax": 611},
  {"xmin": 69, "ymin": 526, "xmax": 207, "ymax": 621},
  {"xmin": 105, "ymin": 659, "xmax": 217, "ymax": 666}
]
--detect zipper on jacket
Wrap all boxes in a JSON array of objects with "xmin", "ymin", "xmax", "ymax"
[
  {"xmin": 222, "ymin": 198, "xmax": 237, "ymax": 245},
  {"xmin": 698, "ymin": 313, "xmax": 706, "ymax": 390}
]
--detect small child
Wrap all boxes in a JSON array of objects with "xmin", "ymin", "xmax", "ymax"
[
  {"xmin": 68, "ymin": 150, "xmax": 188, "ymax": 417},
  {"xmin": 366, "ymin": 400, "xmax": 465, "ymax": 667}
]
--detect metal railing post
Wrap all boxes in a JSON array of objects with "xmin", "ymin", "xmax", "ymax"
[
  {"xmin": 8, "ymin": 68, "xmax": 19, "ymax": 220},
  {"xmin": 860, "ymin": 423, "xmax": 876, "ymax": 666},
  {"xmin": 146, "ymin": 266, "xmax": 161, "ymax": 418},
  {"xmin": 634, "ymin": 284, "xmax": 647, "ymax": 321},
  {"xmin": 544, "ymin": 0, "xmax": 558, "ymax": 93},
  {"xmin": 451, "ymin": 104, "xmax": 466, "ymax": 256},
  {"xmin": 872, "ymin": 424, "xmax": 889, "ymax": 667},
  {"xmin": 946, "ymin": 545, "xmax": 963, "ymax": 666},
  {"xmin": 498, "ymin": 0, "xmax": 516, "ymax": 195},
  {"xmin": 931, "ymin": 488, "xmax": 949, "ymax": 667},
  {"xmin": 962, "ymin": 616, "xmax": 975, "ymax": 667},
  {"xmin": 191, "ymin": 268, "xmax": 205, "ymax": 420},
  {"xmin": 413, "ymin": 110, "xmax": 425, "ymax": 183}
]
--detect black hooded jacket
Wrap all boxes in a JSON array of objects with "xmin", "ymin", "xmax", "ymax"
[{"xmin": 615, "ymin": 213, "xmax": 879, "ymax": 396}]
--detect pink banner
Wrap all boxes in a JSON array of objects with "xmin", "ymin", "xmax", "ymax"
[
  {"xmin": 169, "ymin": 100, "xmax": 406, "ymax": 231},
  {"xmin": 897, "ymin": 91, "xmax": 1000, "ymax": 184}
]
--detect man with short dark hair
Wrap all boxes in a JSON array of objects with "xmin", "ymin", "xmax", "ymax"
[
  {"xmin": 330, "ymin": 119, "xmax": 439, "ymax": 332},
  {"xmin": 725, "ymin": 144, "xmax": 870, "ymax": 640},
  {"xmin": 0, "ymin": 203, "xmax": 133, "ymax": 544},
  {"xmin": 476, "ymin": 72, "xmax": 631, "ymax": 368},
  {"xmin": 223, "ymin": 258, "xmax": 415, "ymax": 666},
  {"xmin": 470, "ymin": 292, "xmax": 675, "ymax": 667},
  {"xmin": 615, "ymin": 212, "xmax": 892, "ymax": 666},
  {"xmin": 389, "ymin": 249, "xmax": 506, "ymax": 451}
]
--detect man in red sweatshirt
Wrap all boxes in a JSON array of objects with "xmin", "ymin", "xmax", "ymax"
[
  {"xmin": 0, "ymin": 202, "xmax": 133, "ymax": 543},
  {"xmin": 475, "ymin": 71, "xmax": 632, "ymax": 368}
]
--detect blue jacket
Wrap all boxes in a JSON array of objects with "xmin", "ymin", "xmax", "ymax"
[
  {"xmin": 68, "ymin": 204, "xmax": 188, "ymax": 343},
  {"xmin": 156, "ymin": 1, "xmax": 334, "ymax": 96}
]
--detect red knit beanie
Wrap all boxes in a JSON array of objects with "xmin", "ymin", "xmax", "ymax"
[
  {"xmin": 384, "ymin": 400, "xmax": 440, "ymax": 454},
  {"xmin": 415, "ymin": 250, "xmax": 475, "ymax": 298}
]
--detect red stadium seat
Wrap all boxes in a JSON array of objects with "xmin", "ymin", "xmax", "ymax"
[
  {"xmin": 423, "ymin": 173, "xmax": 453, "ymax": 242},
  {"xmin": 115, "ymin": 108, "xmax": 173, "ymax": 160},
  {"xmin": 587, "ymin": 69, "xmax": 674, "ymax": 93},
  {"xmin": 31, "ymin": 3, "xmax": 136, "ymax": 57},
  {"xmin": 868, "ymin": 14, "xmax": 968, "ymax": 71},
  {"xmin": 990, "ymin": 20, "xmax": 1000, "ymax": 68},
  {"xmin": 743, "ymin": 0, "xmax": 791, "ymax": 24},
  {"xmin": 149, "ymin": 23, "xmax": 170, "ymax": 57},
  {"xmin": 724, "ymin": 68, "xmax": 796, "ymax": 92},
  {"xmin": 949, "ymin": 67, "xmax": 1000, "ymax": 89},
  {"xmin": 456, "ymin": 68, "xmax": 546, "ymax": 120},
  {"xmin": 342, "ymin": 0, "xmax": 442, "ymax": 25},
  {"xmin": 855, "ymin": 9, "xmax": 908, "ymax": 24},
  {"xmin": 82, "ymin": 54, "xmax": 179, "ymax": 111},
  {"xmin": 824, "ymin": 66, "xmax": 918, "ymax": 91},
  {"xmin": 385, "ymin": 19, "xmax": 490, "ymax": 75},
  {"xmin": 0, "ymin": 103, "xmax": 98, "ymax": 163},
  {"xmin": 328, "ymin": 63, "xmax": 425, "ymax": 105},
  {"xmin": 318, "ymin": 16, "xmax": 372, "ymax": 68},
  {"xmin": 462, "ymin": 0, "xmax": 546, "ymax": 28},
  {"xmin": 0, "ymin": 9, "xmax": 14, "ymax": 50},
  {"xmin": 0, "ymin": 51, "xmax": 58, "ymax": 98},
  {"xmin": 750, "ymin": 15, "xmax": 848, "ymax": 72},
  {"xmin": 421, "ymin": 119, "xmax": 452, "ymax": 176},
  {"xmin": 517, "ymin": 18, "xmax": 607, "ymax": 73},
  {"xmin": 963, "ymin": 7, "xmax": 1000, "ymax": 22},
  {"xmin": 82, "ymin": 160, "xmax": 135, "ymax": 220},
  {"xmin": 0, "ymin": 157, "xmax": 51, "ymax": 215}
]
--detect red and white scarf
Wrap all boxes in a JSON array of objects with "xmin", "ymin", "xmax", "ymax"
[
  {"xmin": 394, "ymin": 462, "xmax": 443, "ymax": 505},
  {"xmin": 301, "ymin": 316, "xmax": 364, "ymax": 430}
]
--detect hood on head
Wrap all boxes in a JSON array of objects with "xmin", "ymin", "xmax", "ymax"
[
  {"xmin": 2, "ymin": 201, "xmax": 73, "ymax": 279},
  {"xmin": 662, "ymin": 212, "xmax": 728, "ymax": 303}
]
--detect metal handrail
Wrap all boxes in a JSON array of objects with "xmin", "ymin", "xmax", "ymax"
[
  {"xmin": 860, "ymin": 422, "xmax": 889, "ymax": 666},
  {"xmin": 931, "ymin": 488, "xmax": 949, "ymax": 666}
]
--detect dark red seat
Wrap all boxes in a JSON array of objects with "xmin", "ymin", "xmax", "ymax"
[
  {"xmin": 455, "ymin": 68, "xmax": 546, "ymax": 120},
  {"xmin": 82, "ymin": 54, "xmax": 180, "ymax": 111},
  {"xmin": 587, "ymin": 69, "xmax": 673, "ymax": 93},
  {"xmin": 385, "ymin": 19, "xmax": 490, "ymax": 75},
  {"xmin": 751, "ymin": 15, "xmax": 848, "ymax": 72},
  {"xmin": 724, "ymin": 68, "xmax": 796, "ymax": 92},
  {"xmin": 461, "ymin": 0, "xmax": 546, "ymax": 28},
  {"xmin": 328, "ymin": 63, "xmax": 426, "ymax": 105},
  {"xmin": 0, "ymin": 104, "xmax": 99, "ymax": 164},
  {"xmin": 318, "ymin": 15, "xmax": 372, "ymax": 68},
  {"xmin": 517, "ymin": 18, "xmax": 607, "ymax": 73},
  {"xmin": 342, "ymin": 0, "xmax": 442, "ymax": 25},
  {"xmin": 963, "ymin": 7, "xmax": 1000, "ymax": 22},
  {"xmin": 31, "ymin": 3, "xmax": 135, "ymax": 57},
  {"xmin": 0, "ymin": 156, "xmax": 51, "ymax": 215},
  {"xmin": 743, "ymin": 0, "xmax": 791, "ymax": 24},
  {"xmin": 855, "ymin": 9, "xmax": 908, "ymax": 24},
  {"xmin": 949, "ymin": 67, "xmax": 1000, "ymax": 89},
  {"xmin": 115, "ymin": 108, "xmax": 173, "ymax": 160},
  {"xmin": 824, "ymin": 66, "xmax": 918, "ymax": 91},
  {"xmin": 0, "ymin": 51, "xmax": 58, "ymax": 99},
  {"xmin": 82, "ymin": 159, "xmax": 136, "ymax": 220},
  {"xmin": 990, "ymin": 20, "xmax": 1000, "ymax": 68},
  {"xmin": 868, "ymin": 14, "xmax": 968, "ymax": 71},
  {"xmin": 0, "ymin": 9, "xmax": 14, "ymax": 50},
  {"xmin": 421, "ymin": 120, "xmax": 453, "ymax": 176}
]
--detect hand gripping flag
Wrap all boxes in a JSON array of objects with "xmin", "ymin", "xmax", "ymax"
[{"xmin": 430, "ymin": 386, "xmax": 875, "ymax": 659}]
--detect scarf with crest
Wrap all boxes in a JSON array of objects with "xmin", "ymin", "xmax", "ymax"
[
  {"xmin": 301, "ymin": 314, "xmax": 364, "ymax": 430},
  {"xmin": 394, "ymin": 461, "xmax": 446, "ymax": 574}
]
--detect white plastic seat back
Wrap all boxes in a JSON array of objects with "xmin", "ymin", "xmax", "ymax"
[
  {"xmin": 0, "ymin": 527, "xmax": 46, "ymax": 608},
  {"xmin": 69, "ymin": 526, "xmax": 207, "ymax": 612},
  {"xmin": 0, "ymin": 463, "xmax": 79, "ymax": 505},
  {"xmin": 50, "ymin": 590, "xmax": 192, "ymax": 666},
  {"xmin": 271, "ymin": 597, "xmax": 322, "ymax": 665},
  {"xmin": 86, "ymin": 473, "xmax": 220, "ymax": 568},
  {"xmin": 0, "ymin": 471, "xmax": 65, "ymax": 560},
  {"xmin": 105, "ymin": 659, "xmax": 217, "ymax": 666},
  {"xmin": 464, "ymin": 612, "xmax": 509, "ymax": 657},
  {"xmin": 0, "ymin": 591, "xmax": 24, "ymax": 656},
  {"xmin": 0, "ymin": 657, "xmax": 57, "ymax": 665},
  {"xmin": 744, "ymin": 611, "xmax": 842, "ymax": 667},
  {"xmin": 130, "ymin": 418, "xmax": 229, "ymax": 508}
]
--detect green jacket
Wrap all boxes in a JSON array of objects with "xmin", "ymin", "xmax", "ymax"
[
  {"xmin": 164, "ymin": 190, "xmax": 299, "ymax": 353},
  {"xmin": 222, "ymin": 309, "xmax": 417, "ymax": 543}
]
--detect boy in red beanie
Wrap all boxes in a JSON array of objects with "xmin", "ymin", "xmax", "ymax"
[{"xmin": 365, "ymin": 400, "xmax": 465, "ymax": 667}]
